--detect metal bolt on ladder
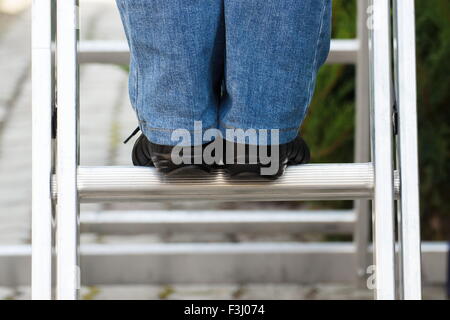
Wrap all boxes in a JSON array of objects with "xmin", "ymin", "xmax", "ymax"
[{"xmin": 31, "ymin": 0, "xmax": 422, "ymax": 300}]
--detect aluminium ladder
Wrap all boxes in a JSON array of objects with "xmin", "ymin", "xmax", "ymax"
[{"xmin": 31, "ymin": 0, "xmax": 422, "ymax": 300}]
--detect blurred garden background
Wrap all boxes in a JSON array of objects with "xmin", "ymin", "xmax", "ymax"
[{"xmin": 305, "ymin": 0, "xmax": 449, "ymax": 241}]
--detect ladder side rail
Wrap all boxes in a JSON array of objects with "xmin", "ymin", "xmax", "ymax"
[
  {"xmin": 393, "ymin": 0, "xmax": 422, "ymax": 300},
  {"xmin": 31, "ymin": 0, "xmax": 54, "ymax": 300},
  {"xmin": 354, "ymin": 0, "xmax": 372, "ymax": 287},
  {"xmin": 369, "ymin": 0, "xmax": 396, "ymax": 300},
  {"xmin": 56, "ymin": 0, "xmax": 81, "ymax": 300},
  {"xmin": 392, "ymin": 0, "xmax": 404, "ymax": 299}
]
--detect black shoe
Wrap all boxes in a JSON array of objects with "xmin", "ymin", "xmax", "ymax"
[
  {"xmin": 125, "ymin": 128, "xmax": 212, "ymax": 176},
  {"xmin": 223, "ymin": 134, "xmax": 310, "ymax": 179}
]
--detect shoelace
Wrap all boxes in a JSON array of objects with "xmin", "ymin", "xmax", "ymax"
[{"xmin": 123, "ymin": 126, "xmax": 141, "ymax": 144}]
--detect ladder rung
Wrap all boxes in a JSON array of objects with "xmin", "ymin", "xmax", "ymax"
[
  {"xmin": 80, "ymin": 210, "xmax": 356, "ymax": 234},
  {"xmin": 78, "ymin": 39, "xmax": 359, "ymax": 65},
  {"xmin": 52, "ymin": 163, "xmax": 400, "ymax": 202}
]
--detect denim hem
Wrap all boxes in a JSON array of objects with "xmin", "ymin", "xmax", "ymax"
[
  {"xmin": 139, "ymin": 121, "xmax": 217, "ymax": 146},
  {"xmin": 218, "ymin": 122, "xmax": 299, "ymax": 145}
]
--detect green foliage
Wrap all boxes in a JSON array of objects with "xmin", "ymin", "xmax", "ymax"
[
  {"xmin": 303, "ymin": 1, "xmax": 356, "ymax": 164},
  {"xmin": 415, "ymin": 0, "xmax": 450, "ymax": 240},
  {"xmin": 300, "ymin": 1, "xmax": 357, "ymax": 213},
  {"xmin": 304, "ymin": 0, "xmax": 449, "ymax": 240}
]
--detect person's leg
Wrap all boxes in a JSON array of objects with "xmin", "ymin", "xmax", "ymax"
[
  {"xmin": 116, "ymin": 0, "xmax": 225, "ymax": 146},
  {"xmin": 220, "ymin": 0, "xmax": 332, "ymax": 145}
]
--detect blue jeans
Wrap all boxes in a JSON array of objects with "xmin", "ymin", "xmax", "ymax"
[{"xmin": 116, "ymin": 0, "xmax": 331, "ymax": 146}]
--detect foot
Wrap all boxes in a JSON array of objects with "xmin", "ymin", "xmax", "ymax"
[
  {"xmin": 130, "ymin": 132, "xmax": 212, "ymax": 176},
  {"xmin": 223, "ymin": 134, "xmax": 310, "ymax": 179}
]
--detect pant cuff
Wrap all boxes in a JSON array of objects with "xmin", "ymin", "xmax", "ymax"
[
  {"xmin": 140, "ymin": 121, "xmax": 217, "ymax": 146},
  {"xmin": 219, "ymin": 122, "xmax": 299, "ymax": 145}
]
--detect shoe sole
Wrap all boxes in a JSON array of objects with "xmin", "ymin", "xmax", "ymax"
[
  {"xmin": 224, "ymin": 163, "xmax": 287, "ymax": 180},
  {"xmin": 164, "ymin": 165, "xmax": 211, "ymax": 177}
]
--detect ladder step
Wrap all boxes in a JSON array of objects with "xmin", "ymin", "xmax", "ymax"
[
  {"xmin": 80, "ymin": 210, "xmax": 356, "ymax": 234},
  {"xmin": 53, "ymin": 163, "xmax": 399, "ymax": 202},
  {"xmin": 78, "ymin": 39, "xmax": 359, "ymax": 65},
  {"xmin": 0, "ymin": 242, "xmax": 446, "ymax": 286}
]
